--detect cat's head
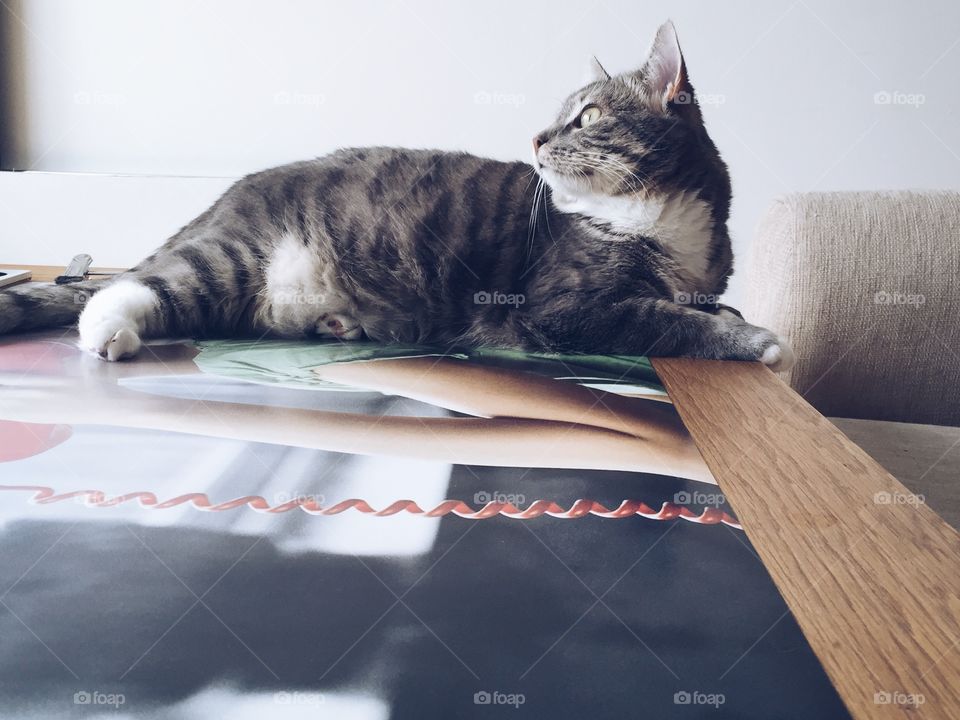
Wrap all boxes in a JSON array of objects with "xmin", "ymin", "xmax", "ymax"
[{"xmin": 533, "ymin": 21, "xmax": 730, "ymax": 226}]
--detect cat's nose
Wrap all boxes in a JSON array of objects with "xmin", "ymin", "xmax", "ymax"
[{"xmin": 533, "ymin": 134, "xmax": 546, "ymax": 152}]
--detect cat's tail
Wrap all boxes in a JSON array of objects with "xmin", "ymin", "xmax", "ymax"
[{"xmin": 0, "ymin": 279, "xmax": 108, "ymax": 334}]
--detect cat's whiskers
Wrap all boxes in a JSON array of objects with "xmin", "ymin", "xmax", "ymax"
[
  {"xmin": 605, "ymin": 157, "xmax": 652, "ymax": 195},
  {"xmin": 578, "ymin": 152, "xmax": 651, "ymax": 195},
  {"xmin": 520, "ymin": 166, "xmax": 540, "ymax": 195},
  {"xmin": 576, "ymin": 157, "xmax": 630, "ymax": 191},
  {"xmin": 525, "ymin": 177, "xmax": 546, "ymax": 267},
  {"xmin": 542, "ymin": 177, "xmax": 559, "ymax": 247},
  {"xmin": 575, "ymin": 154, "xmax": 628, "ymax": 180},
  {"xmin": 579, "ymin": 151, "xmax": 648, "ymax": 184}
]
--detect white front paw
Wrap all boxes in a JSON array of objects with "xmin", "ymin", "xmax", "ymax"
[{"xmin": 760, "ymin": 338, "xmax": 795, "ymax": 372}]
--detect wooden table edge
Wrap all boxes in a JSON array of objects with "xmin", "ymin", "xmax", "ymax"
[
  {"xmin": 652, "ymin": 357, "xmax": 960, "ymax": 719},
  {"xmin": 0, "ymin": 264, "xmax": 125, "ymax": 283}
]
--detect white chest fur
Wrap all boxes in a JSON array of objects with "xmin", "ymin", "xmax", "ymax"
[{"xmin": 550, "ymin": 189, "xmax": 716, "ymax": 291}]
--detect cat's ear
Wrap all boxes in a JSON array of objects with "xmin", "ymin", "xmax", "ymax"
[
  {"xmin": 587, "ymin": 55, "xmax": 611, "ymax": 83},
  {"xmin": 634, "ymin": 20, "xmax": 695, "ymax": 113}
]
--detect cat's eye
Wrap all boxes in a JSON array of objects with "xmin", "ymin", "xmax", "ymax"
[{"xmin": 577, "ymin": 105, "xmax": 602, "ymax": 128}]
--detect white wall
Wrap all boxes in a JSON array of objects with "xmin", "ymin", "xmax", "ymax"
[{"xmin": 3, "ymin": 0, "xmax": 960, "ymax": 304}]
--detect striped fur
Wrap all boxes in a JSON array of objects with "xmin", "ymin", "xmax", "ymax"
[{"xmin": 0, "ymin": 22, "xmax": 792, "ymax": 369}]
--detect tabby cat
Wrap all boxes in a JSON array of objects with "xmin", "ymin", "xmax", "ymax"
[{"xmin": 0, "ymin": 22, "xmax": 792, "ymax": 370}]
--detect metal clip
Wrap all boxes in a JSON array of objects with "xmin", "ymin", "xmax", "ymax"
[{"xmin": 54, "ymin": 254, "xmax": 93, "ymax": 285}]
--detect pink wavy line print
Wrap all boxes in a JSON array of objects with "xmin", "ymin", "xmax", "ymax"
[{"xmin": 0, "ymin": 485, "xmax": 741, "ymax": 528}]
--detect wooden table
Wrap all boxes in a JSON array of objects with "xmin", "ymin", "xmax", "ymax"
[{"xmin": 653, "ymin": 358, "xmax": 960, "ymax": 719}]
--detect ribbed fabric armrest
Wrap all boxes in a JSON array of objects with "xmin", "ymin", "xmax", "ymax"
[{"xmin": 742, "ymin": 191, "xmax": 960, "ymax": 426}]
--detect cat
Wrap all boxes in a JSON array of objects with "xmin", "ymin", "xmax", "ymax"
[{"xmin": 0, "ymin": 21, "xmax": 793, "ymax": 370}]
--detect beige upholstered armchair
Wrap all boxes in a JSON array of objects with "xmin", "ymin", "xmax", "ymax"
[{"xmin": 743, "ymin": 191, "xmax": 960, "ymax": 525}]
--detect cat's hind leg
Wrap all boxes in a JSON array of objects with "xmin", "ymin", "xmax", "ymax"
[{"xmin": 77, "ymin": 280, "xmax": 156, "ymax": 360}]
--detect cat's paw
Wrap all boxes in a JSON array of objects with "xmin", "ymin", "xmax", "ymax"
[
  {"xmin": 738, "ymin": 325, "xmax": 795, "ymax": 372},
  {"xmin": 80, "ymin": 323, "xmax": 142, "ymax": 361},
  {"xmin": 77, "ymin": 280, "xmax": 152, "ymax": 361},
  {"xmin": 712, "ymin": 315, "xmax": 795, "ymax": 372},
  {"xmin": 759, "ymin": 338, "xmax": 794, "ymax": 373},
  {"xmin": 315, "ymin": 313, "xmax": 363, "ymax": 340}
]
